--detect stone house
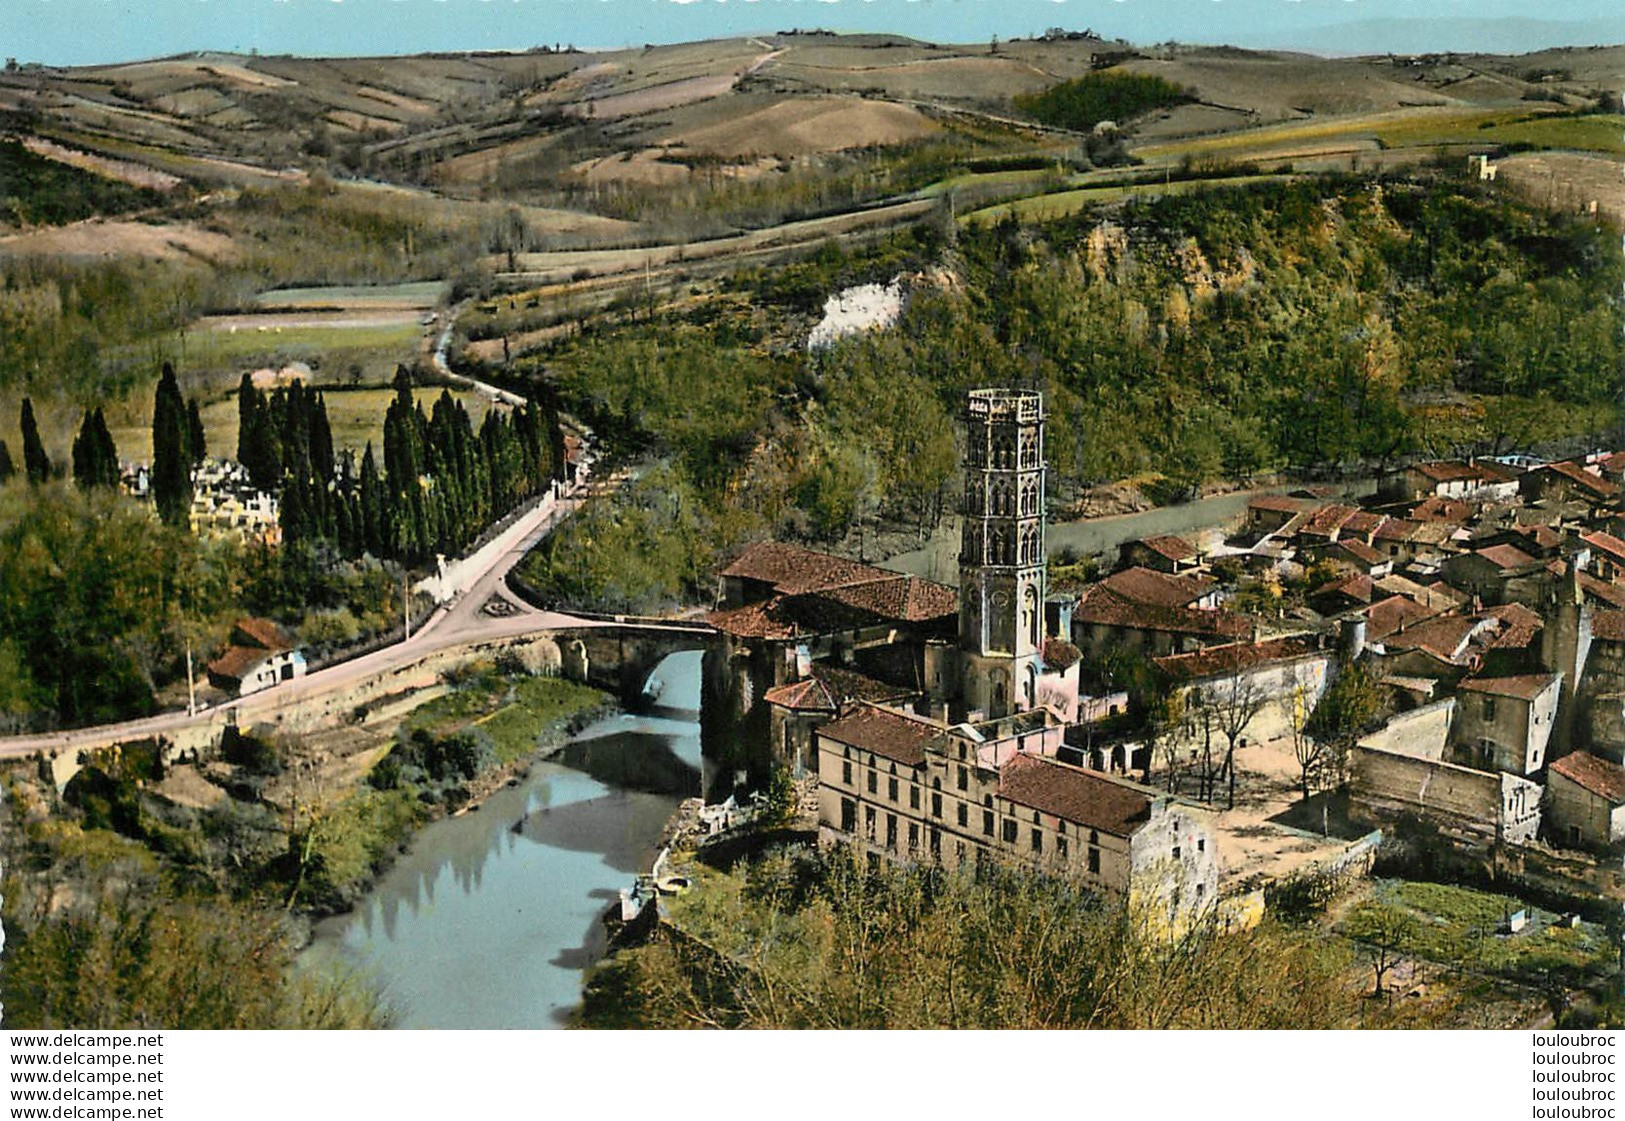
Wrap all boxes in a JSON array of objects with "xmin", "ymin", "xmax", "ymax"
[
  {"xmin": 1521, "ymin": 461, "xmax": 1621, "ymax": 510},
  {"xmin": 1117, "ymin": 534, "xmax": 1200, "ymax": 574},
  {"xmin": 1546, "ymin": 751, "xmax": 1625, "ymax": 850},
  {"xmin": 814, "ymin": 703, "xmax": 1218, "ymax": 915},
  {"xmin": 1154, "ymin": 636, "xmax": 1334, "ymax": 751},
  {"xmin": 1450, "ymin": 673, "xmax": 1561, "ymax": 776},
  {"xmin": 1070, "ymin": 588, "xmax": 1250, "ymax": 658},
  {"xmin": 206, "ymin": 617, "xmax": 306, "ymax": 697}
]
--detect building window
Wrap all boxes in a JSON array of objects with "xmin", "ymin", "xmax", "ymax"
[
  {"xmin": 931, "ymin": 792, "xmax": 942, "ymax": 818},
  {"xmin": 957, "ymin": 803, "xmax": 968, "ymax": 828},
  {"xmin": 864, "ymin": 806, "xmax": 876, "ymax": 842},
  {"xmin": 983, "ymin": 810, "xmax": 994, "ymax": 836},
  {"xmin": 1088, "ymin": 847, "xmax": 1100, "ymax": 874},
  {"xmin": 888, "ymin": 776, "xmax": 898, "ymax": 802},
  {"xmin": 1058, "ymin": 820, "xmax": 1066, "ymax": 835},
  {"xmin": 1089, "ymin": 829, "xmax": 1099, "ymax": 845},
  {"xmin": 908, "ymin": 822, "xmax": 919, "ymax": 851},
  {"xmin": 841, "ymin": 798, "xmax": 856, "ymax": 833},
  {"xmin": 1031, "ymin": 828, "xmax": 1043, "ymax": 853},
  {"xmin": 930, "ymin": 827, "xmax": 941, "ymax": 856},
  {"xmin": 867, "ymin": 771, "xmax": 877, "ymax": 795},
  {"xmin": 957, "ymin": 766, "xmax": 968, "ymax": 791},
  {"xmin": 1057, "ymin": 837, "xmax": 1068, "ymax": 859},
  {"xmin": 1483, "ymin": 697, "xmax": 1497, "ymax": 721},
  {"xmin": 1002, "ymin": 819, "xmax": 1018, "ymax": 844},
  {"xmin": 1197, "ymin": 838, "xmax": 1205, "ymax": 853},
  {"xmin": 886, "ymin": 814, "xmax": 898, "ymax": 850},
  {"xmin": 909, "ymin": 785, "xmax": 920, "ymax": 810},
  {"xmin": 842, "ymin": 760, "xmax": 852, "ymax": 785},
  {"xmin": 1172, "ymin": 846, "xmax": 1181, "ymax": 860}
]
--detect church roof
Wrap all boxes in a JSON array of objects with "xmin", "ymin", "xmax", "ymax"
[{"xmin": 720, "ymin": 542, "xmax": 897, "ymax": 597}]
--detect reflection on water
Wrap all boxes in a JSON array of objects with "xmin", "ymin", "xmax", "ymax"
[{"xmin": 305, "ymin": 651, "xmax": 702, "ymax": 1029}]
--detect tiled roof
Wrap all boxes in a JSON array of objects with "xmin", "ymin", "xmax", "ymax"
[
  {"xmin": 1333, "ymin": 539, "xmax": 1385, "ymax": 565},
  {"xmin": 1340, "ymin": 512, "xmax": 1389, "ymax": 540},
  {"xmin": 1381, "ymin": 615, "xmax": 1482, "ymax": 661},
  {"xmin": 1518, "ymin": 525, "xmax": 1564, "ymax": 552},
  {"xmin": 998, "ymin": 752, "xmax": 1152, "ymax": 837},
  {"xmin": 1098, "ymin": 567, "xmax": 1214, "ymax": 608},
  {"xmin": 1299, "ymin": 504, "xmax": 1360, "ymax": 538},
  {"xmin": 1416, "ymin": 460, "xmax": 1483, "ymax": 483},
  {"xmin": 1457, "ymin": 673, "xmax": 1558, "ymax": 702},
  {"xmin": 823, "ymin": 574, "xmax": 958, "ymax": 623},
  {"xmin": 1249, "ymin": 495, "xmax": 1315, "ymax": 515},
  {"xmin": 1474, "ymin": 543, "xmax": 1539, "ymax": 571},
  {"xmin": 1137, "ymin": 534, "xmax": 1198, "ymax": 561},
  {"xmin": 1311, "ymin": 572, "xmax": 1374, "ymax": 605},
  {"xmin": 762, "ymin": 677, "xmax": 838, "ymax": 712},
  {"xmin": 1537, "ymin": 461, "xmax": 1620, "ymax": 499},
  {"xmin": 1583, "ymin": 530, "xmax": 1625, "ymax": 565},
  {"xmin": 1374, "ymin": 519, "xmax": 1427, "ymax": 543},
  {"xmin": 233, "ymin": 617, "xmax": 291, "ymax": 651},
  {"xmin": 207, "ymin": 645, "xmax": 271, "ymax": 681},
  {"xmin": 1578, "ymin": 573, "xmax": 1625, "ymax": 609},
  {"xmin": 1366, "ymin": 594, "xmax": 1438, "ymax": 640},
  {"xmin": 816, "ymin": 704, "xmax": 938, "ymax": 767},
  {"xmin": 706, "ymin": 602, "xmax": 799, "ymax": 640},
  {"xmin": 1550, "ymin": 751, "xmax": 1625, "ymax": 803},
  {"xmin": 1073, "ymin": 588, "xmax": 1250, "ymax": 640},
  {"xmin": 1154, "ymin": 636, "xmax": 1320, "ymax": 681},
  {"xmin": 1591, "ymin": 610, "xmax": 1625, "ymax": 643},
  {"xmin": 1486, "ymin": 602, "xmax": 1543, "ymax": 649},
  {"xmin": 1411, "ymin": 496, "xmax": 1478, "ymax": 524},
  {"xmin": 720, "ymin": 542, "xmax": 898, "ymax": 597},
  {"xmin": 1041, "ymin": 638, "xmax": 1083, "ymax": 671}
]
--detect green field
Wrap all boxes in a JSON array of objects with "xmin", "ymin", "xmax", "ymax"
[
  {"xmin": 964, "ymin": 173, "xmax": 1290, "ymax": 224},
  {"xmin": 254, "ymin": 282, "xmax": 447, "ymax": 309},
  {"xmin": 184, "ymin": 321, "xmax": 422, "ymax": 367}
]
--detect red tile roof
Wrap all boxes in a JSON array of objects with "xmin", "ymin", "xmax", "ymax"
[
  {"xmin": 1340, "ymin": 512, "xmax": 1389, "ymax": 540},
  {"xmin": 1249, "ymin": 495, "xmax": 1315, "ymax": 517},
  {"xmin": 1583, "ymin": 530, "xmax": 1625, "ymax": 565},
  {"xmin": 1311, "ymin": 572, "xmax": 1374, "ymax": 605},
  {"xmin": 706, "ymin": 602, "xmax": 799, "ymax": 640},
  {"xmin": 823, "ymin": 574, "xmax": 958, "ymax": 623},
  {"xmin": 998, "ymin": 753, "xmax": 1152, "ymax": 837},
  {"xmin": 817, "ymin": 704, "xmax": 938, "ymax": 767},
  {"xmin": 1457, "ymin": 673, "xmax": 1559, "ymax": 702},
  {"xmin": 1381, "ymin": 615, "xmax": 1483, "ymax": 661},
  {"xmin": 1579, "ymin": 573, "xmax": 1625, "ymax": 609},
  {"xmin": 1415, "ymin": 460, "xmax": 1482, "ymax": 484},
  {"xmin": 1154, "ymin": 636, "xmax": 1320, "ymax": 681},
  {"xmin": 1591, "ymin": 610, "xmax": 1625, "ymax": 643},
  {"xmin": 1374, "ymin": 519, "xmax": 1427, "ymax": 543},
  {"xmin": 1299, "ymin": 504, "xmax": 1360, "ymax": 539},
  {"xmin": 207, "ymin": 645, "xmax": 272, "ymax": 681},
  {"xmin": 1073, "ymin": 588, "xmax": 1250, "ymax": 641},
  {"xmin": 1475, "ymin": 543, "xmax": 1538, "ymax": 571},
  {"xmin": 764, "ymin": 665, "xmax": 913, "ymax": 711},
  {"xmin": 1098, "ymin": 567, "xmax": 1214, "ymax": 608},
  {"xmin": 1332, "ymin": 539, "xmax": 1385, "ymax": 566},
  {"xmin": 1551, "ymin": 752, "xmax": 1625, "ymax": 803},
  {"xmin": 1411, "ymin": 496, "xmax": 1478, "ymax": 524},
  {"xmin": 233, "ymin": 617, "xmax": 292, "ymax": 652},
  {"xmin": 762, "ymin": 677, "xmax": 838, "ymax": 712},
  {"xmin": 1537, "ymin": 461, "xmax": 1620, "ymax": 499},
  {"xmin": 720, "ymin": 542, "xmax": 898, "ymax": 597},
  {"xmin": 1486, "ymin": 602, "xmax": 1543, "ymax": 650},
  {"xmin": 1366, "ymin": 594, "xmax": 1438, "ymax": 640},
  {"xmin": 1137, "ymin": 534, "xmax": 1198, "ymax": 562}
]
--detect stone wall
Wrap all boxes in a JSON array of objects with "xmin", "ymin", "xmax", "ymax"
[{"xmin": 1350, "ymin": 742, "xmax": 1541, "ymax": 847}]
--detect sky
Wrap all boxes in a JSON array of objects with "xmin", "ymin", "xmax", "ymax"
[{"xmin": 1, "ymin": 0, "xmax": 1620, "ymax": 68}]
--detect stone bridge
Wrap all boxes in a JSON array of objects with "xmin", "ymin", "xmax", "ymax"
[{"xmin": 548, "ymin": 620, "xmax": 716, "ymax": 705}]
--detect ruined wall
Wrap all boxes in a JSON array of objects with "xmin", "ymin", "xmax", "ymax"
[{"xmin": 1350, "ymin": 743, "xmax": 1541, "ymax": 847}]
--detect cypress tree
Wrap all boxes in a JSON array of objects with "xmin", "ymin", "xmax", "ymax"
[
  {"xmin": 20, "ymin": 398, "xmax": 50, "ymax": 484},
  {"xmin": 72, "ymin": 408, "xmax": 119, "ymax": 488},
  {"xmin": 236, "ymin": 373, "xmax": 257, "ymax": 464},
  {"xmin": 359, "ymin": 442, "xmax": 383, "ymax": 557},
  {"xmin": 187, "ymin": 398, "xmax": 206, "ymax": 467},
  {"xmin": 152, "ymin": 362, "xmax": 192, "ymax": 527},
  {"xmin": 0, "ymin": 439, "xmax": 14, "ymax": 483}
]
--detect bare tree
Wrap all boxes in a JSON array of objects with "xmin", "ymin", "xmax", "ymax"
[
  {"xmin": 1286, "ymin": 676, "xmax": 1324, "ymax": 807},
  {"xmin": 1346, "ymin": 906, "xmax": 1416, "ymax": 999},
  {"xmin": 1203, "ymin": 648, "xmax": 1270, "ymax": 809}
]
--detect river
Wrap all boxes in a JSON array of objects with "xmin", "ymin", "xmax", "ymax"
[{"xmin": 303, "ymin": 651, "xmax": 704, "ymax": 1029}]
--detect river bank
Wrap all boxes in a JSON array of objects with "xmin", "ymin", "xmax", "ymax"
[{"xmin": 300, "ymin": 651, "xmax": 705, "ymax": 1027}]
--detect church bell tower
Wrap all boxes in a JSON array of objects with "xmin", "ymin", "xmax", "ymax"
[{"xmin": 958, "ymin": 389, "xmax": 1046, "ymax": 720}]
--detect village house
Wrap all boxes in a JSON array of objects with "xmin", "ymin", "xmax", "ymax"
[
  {"xmin": 813, "ymin": 702, "xmax": 1218, "ymax": 915},
  {"xmin": 1154, "ymin": 636, "xmax": 1335, "ymax": 752},
  {"xmin": 1389, "ymin": 459, "xmax": 1520, "ymax": 504},
  {"xmin": 1546, "ymin": 751, "xmax": 1625, "ymax": 851},
  {"xmin": 1450, "ymin": 673, "xmax": 1561, "ymax": 776},
  {"xmin": 1117, "ymin": 534, "xmax": 1200, "ymax": 574},
  {"xmin": 206, "ymin": 617, "xmax": 306, "ymax": 697},
  {"xmin": 1522, "ymin": 460, "xmax": 1621, "ymax": 510}
]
